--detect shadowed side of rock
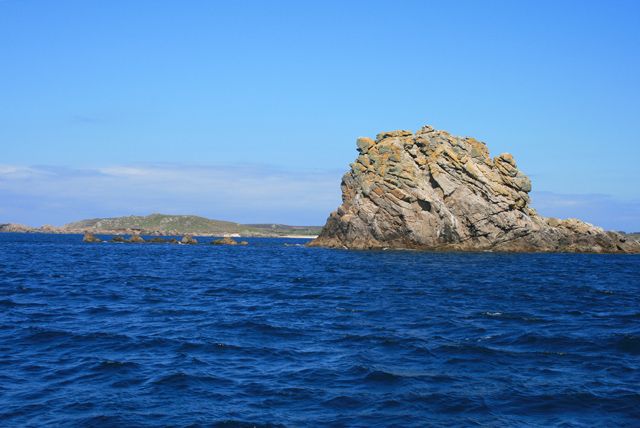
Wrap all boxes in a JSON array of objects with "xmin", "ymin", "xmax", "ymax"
[{"xmin": 309, "ymin": 126, "xmax": 640, "ymax": 253}]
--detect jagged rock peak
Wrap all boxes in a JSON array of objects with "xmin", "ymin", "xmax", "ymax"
[{"xmin": 309, "ymin": 125, "xmax": 639, "ymax": 253}]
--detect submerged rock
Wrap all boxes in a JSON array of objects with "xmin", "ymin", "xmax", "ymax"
[
  {"xmin": 310, "ymin": 125, "xmax": 640, "ymax": 253},
  {"xmin": 211, "ymin": 236, "xmax": 246, "ymax": 246},
  {"xmin": 149, "ymin": 237, "xmax": 167, "ymax": 243},
  {"xmin": 111, "ymin": 236, "xmax": 127, "ymax": 243},
  {"xmin": 82, "ymin": 232, "xmax": 102, "ymax": 243},
  {"xmin": 181, "ymin": 235, "xmax": 198, "ymax": 245}
]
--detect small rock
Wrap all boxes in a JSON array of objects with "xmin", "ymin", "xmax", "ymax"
[
  {"xmin": 111, "ymin": 236, "xmax": 126, "ymax": 243},
  {"xmin": 181, "ymin": 235, "xmax": 198, "ymax": 245},
  {"xmin": 82, "ymin": 232, "xmax": 102, "ymax": 243},
  {"xmin": 211, "ymin": 236, "xmax": 242, "ymax": 246},
  {"xmin": 356, "ymin": 137, "xmax": 374, "ymax": 154},
  {"xmin": 129, "ymin": 234, "xmax": 145, "ymax": 243}
]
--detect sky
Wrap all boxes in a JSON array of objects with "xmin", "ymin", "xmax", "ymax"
[{"xmin": 1, "ymin": 0, "xmax": 639, "ymax": 230}]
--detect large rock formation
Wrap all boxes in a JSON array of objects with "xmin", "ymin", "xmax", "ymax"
[{"xmin": 310, "ymin": 125, "xmax": 640, "ymax": 253}]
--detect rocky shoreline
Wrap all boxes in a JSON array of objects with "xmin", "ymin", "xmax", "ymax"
[{"xmin": 310, "ymin": 126, "xmax": 640, "ymax": 253}]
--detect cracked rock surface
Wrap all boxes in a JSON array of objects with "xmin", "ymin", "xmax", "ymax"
[{"xmin": 310, "ymin": 125, "xmax": 640, "ymax": 253}]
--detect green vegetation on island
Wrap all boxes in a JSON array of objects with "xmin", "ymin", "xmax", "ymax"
[{"xmin": 1, "ymin": 214, "xmax": 322, "ymax": 237}]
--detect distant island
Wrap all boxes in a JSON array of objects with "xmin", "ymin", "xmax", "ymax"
[
  {"xmin": 310, "ymin": 125, "xmax": 640, "ymax": 253},
  {"xmin": 0, "ymin": 213, "xmax": 322, "ymax": 238}
]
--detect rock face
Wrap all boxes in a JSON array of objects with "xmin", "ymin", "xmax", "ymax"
[{"xmin": 310, "ymin": 125, "xmax": 640, "ymax": 253}]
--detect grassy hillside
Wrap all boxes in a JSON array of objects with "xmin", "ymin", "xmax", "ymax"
[
  {"xmin": 64, "ymin": 214, "xmax": 322, "ymax": 236},
  {"xmin": 245, "ymin": 224, "xmax": 324, "ymax": 236}
]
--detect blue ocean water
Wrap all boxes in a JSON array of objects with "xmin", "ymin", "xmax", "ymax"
[{"xmin": 1, "ymin": 233, "xmax": 639, "ymax": 427}]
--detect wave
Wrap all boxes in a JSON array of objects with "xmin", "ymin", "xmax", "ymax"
[
  {"xmin": 215, "ymin": 320, "xmax": 305, "ymax": 338},
  {"xmin": 479, "ymin": 310, "xmax": 546, "ymax": 323},
  {"xmin": 212, "ymin": 421, "xmax": 286, "ymax": 428},
  {"xmin": 364, "ymin": 370, "xmax": 404, "ymax": 383},
  {"xmin": 321, "ymin": 395, "xmax": 363, "ymax": 408},
  {"xmin": 615, "ymin": 334, "xmax": 640, "ymax": 355},
  {"xmin": 150, "ymin": 371, "xmax": 236, "ymax": 388},
  {"xmin": 92, "ymin": 359, "xmax": 140, "ymax": 372},
  {"xmin": 499, "ymin": 390, "xmax": 640, "ymax": 415},
  {"xmin": 0, "ymin": 299, "xmax": 17, "ymax": 308}
]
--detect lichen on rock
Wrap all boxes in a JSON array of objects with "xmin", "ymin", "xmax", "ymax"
[{"xmin": 309, "ymin": 125, "xmax": 640, "ymax": 253}]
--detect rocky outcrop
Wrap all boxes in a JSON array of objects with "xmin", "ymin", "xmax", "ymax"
[
  {"xmin": 82, "ymin": 232, "xmax": 102, "ymax": 243},
  {"xmin": 181, "ymin": 235, "xmax": 198, "ymax": 245},
  {"xmin": 310, "ymin": 125, "xmax": 640, "ymax": 253},
  {"xmin": 211, "ymin": 237, "xmax": 248, "ymax": 246},
  {"xmin": 128, "ymin": 234, "xmax": 145, "ymax": 244}
]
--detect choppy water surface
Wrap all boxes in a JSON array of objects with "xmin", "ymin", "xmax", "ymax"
[{"xmin": 1, "ymin": 233, "xmax": 639, "ymax": 427}]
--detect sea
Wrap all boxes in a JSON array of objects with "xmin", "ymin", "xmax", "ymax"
[{"xmin": 1, "ymin": 233, "xmax": 639, "ymax": 427}]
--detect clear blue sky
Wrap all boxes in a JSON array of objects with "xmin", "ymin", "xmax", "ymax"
[{"xmin": 1, "ymin": 0, "xmax": 639, "ymax": 230}]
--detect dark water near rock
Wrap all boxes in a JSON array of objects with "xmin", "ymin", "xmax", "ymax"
[{"xmin": 1, "ymin": 233, "xmax": 639, "ymax": 427}]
